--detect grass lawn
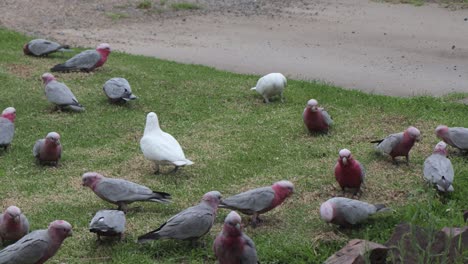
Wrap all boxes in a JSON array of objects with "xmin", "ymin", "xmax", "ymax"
[{"xmin": 0, "ymin": 28, "xmax": 467, "ymax": 263}]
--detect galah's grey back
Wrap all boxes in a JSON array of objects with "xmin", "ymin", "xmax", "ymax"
[
  {"xmin": 220, "ymin": 187, "xmax": 275, "ymax": 214},
  {"xmin": 0, "ymin": 229, "xmax": 50, "ymax": 264},
  {"xmin": 95, "ymin": 178, "xmax": 171, "ymax": 204},
  {"xmin": 0, "ymin": 117, "xmax": 14, "ymax": 147},
  {"xmin": 26, "ymin": 39, "xmax": 70, "ymax": 56},
  {"xmin": 138, "ymin": 202, "xmax": 215, "ymax": 242},
  {"xmin": 240, "ymin": 234, "xmax": 258, "ymax": 263},
  {"xmin": 321, "ymin": 109, "xmax": 334, "ymax": 126},
  {"xmin": 103, "ymin": 78, "xmax": 137, "ymax": 102},
  {"xmin": 321, "ymin": 197, "xmax": 385, "ymax": 226},
  {"xmin": 32, "ymin": 139, "xmax": 45, "ymax": 158},
  {"xmin": 89, "ymin": 210, "xmax": 126, "ymax": 236},
  {"xmin": 45, "ymin": 80, "xmax": 84, "ymax": 111},
  {"xmin": 448, "ymin": 127, "xmax": 468, "ymax": 150},
  {"xmin": 374, "ymin": 132, "xmax": 403, "ymax": 154},
  {"xmin": 423, "ymin": 154, "xmax": 454, "ymax": 192},
  {"xmin": 51, "ymin": 50, "xmax": 100, "ymax": 72}
]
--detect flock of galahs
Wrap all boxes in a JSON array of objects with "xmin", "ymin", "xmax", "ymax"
[{"xmin": 0, "ymin": 37, "xmax": 466, "ymax": 263}]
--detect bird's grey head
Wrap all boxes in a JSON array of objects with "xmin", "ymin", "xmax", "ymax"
[
  {"xmin": 307, "ymin": 99, "xmax": 319, "ymax": 111},
  {"xmin": 435, "ymin": 125, "xmax": 449, "ymax": 138},
  {"xmin": 41, "ymin": 72, "xmax": 56, "ymax": 84},
  {"xmin": 5, "ymin": 206, "xmax": 21, "ymax": 222},
  {"xmin": 339, "ymin": 148, "xmax": 352, "ymax": 165},
  {"xmin": 82, "ymin": 172, "xmax": 103, "ymax": 187},
  {"xmin": 97, "ymin": 43, "xmax": 111, "ymax": 51},
  {"xmin": 46, "ymin": 132, "xmax": 60, "ymax": 143},
  {"xmin": 49, "ymin": 220, "xmax": 73, "ymax": 237},
  {"xmin": 407, "ymin": 126, "xmax": 421, "ymax": 140},
  {"xmin": 224, "ymin": 211, "xmax": 242, "ymax": 230},
  {"xmin": 2, "ymin": 107, "xmax": 16, "ymax": 116}
]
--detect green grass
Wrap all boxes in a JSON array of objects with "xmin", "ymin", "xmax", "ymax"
[
  {"xmin": 1, "ymin": 28, "xmax": 467, "ymax": 263},
  {"xmin": 137, "ymin": 0, "xmax": 153, "ymax": 9},
  {"xmin": 171, "ymin": 2, "xmax": 200, "ymax": 10},
  {"xmin": 105, "ymin": 12, "xmax": 130, "ymax": 20}
]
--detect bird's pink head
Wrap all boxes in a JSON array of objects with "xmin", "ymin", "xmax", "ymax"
[
  {"xmin": 46, "ymin": 132, "xmax": 60, "ymax": 144},
  {"xmin": 41, "ymin": 73, "xmax": 56, "ymax": 85},
  {"xmin": 23, "ymin": 43, "xmax": 31, "ymax": 55},
  {"xmin": 82, "ymin": 172, "xmax": 104, "ymax": 188},
  {"xmin": 319, "ymin": 200, "xmax": 334, "ymax": 223},
  {"xmin": 48, "ymin": 220, "xmax": 73, "ymax": 238},
  {"xmin": 435, "ymin": 125, "xmax": 449, "ymax": 139},
  {"xmin": 406, "ymin": 126, "xmax": 421, "ymax": 141},
  {"xmin": 1, "ymin": 107, "xmax": 16, "ymax": 122},
  {"xmin": 223, "ymin": 211, "xmax": 242, "ymax": 236},
  {"xmin": 202, "ymin": 191, "xmax": 222, "ymax": 208},
  {"xmin": 433, "ymin": 141, "xmax": 448, "ymax": 155},
  {"xmin": 4, "ymin": 206, "xmax": 21, "ymax": 223},
  {"xmin": 273, "ymin": 180, "xmax": 295, "ymax": 196},
  {"xmin": 307, "ymin": 99, "xmax": 319, "ymax": 111},
  {"xmin": 96, "ymin": 43, "xmax": 111, "ymax": 53},
  {"xmin": 338, "ymin": 148, "xmax": 352, "ymax": 165}
]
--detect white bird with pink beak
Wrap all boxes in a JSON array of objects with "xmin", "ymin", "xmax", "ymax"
[{"xmin": 0, "ymin": 206, "xmax": 29, "ymax": 245}]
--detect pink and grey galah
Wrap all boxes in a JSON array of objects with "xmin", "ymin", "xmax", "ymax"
[
  {"xmin": 51, "ymin": 43, "xmax": 111, "ymax": 72},
  {"xmin": 219, "ymin": 180, "xmax": 294, "ymax": 227},
  {"xmin": 435, "ymin": 125, "xmax": 468, "ymax": 152},
  {"xmin": 320, "ymin": 197, "xmax": 388, "ymax": 227},
  {"xmin": 334, "ymin": 149, "xmax": 365, "ymax": 195},
  {"xmin": 0, "ymin": 107, "xmax": 16, "ymax": 151},
  {"xmin": 0, "ymin": 220, "xmax": 72, "ymax": 264},
  {"xmin": 138, "ymin": 191, "xmax": 222, "ymax": 244},
  {"xmin": 371, "ymin": 126, "xmax": 421, "ymax": 164},
  {"xmin": 213, "ymin": 211, "xmax": 259, "ymax": 264},
  {"xmin": 103, "ymin": 78, "xmax": 138, "ymax": 103},
  {"xmin": 423, "ymin": 142, "xmax": 454, "ymax": 192},
  {"xmin": 23, "ymin": 39, "xmax": 71, "ymax": 57},
  {"xmin": 0, "ymin": 206, "xmax": 29, "ymax": 245},
  {"xmin": 250, "ymin": 73, "xmax": 287, "ymax": 103},
  {"xmin": 41, "ymin": 73, "xmax": 85, "ymax": 112},
  {"xmin": 82, "ymin": 172, "xmax": 171, "ymax": 213},
  {"xmin": 33, "ymin": 132, "xmax": 62, "ymax": 166},
  {"xmin": 303, "ymin": 99, "xmax": 333, "ymax": 133}
]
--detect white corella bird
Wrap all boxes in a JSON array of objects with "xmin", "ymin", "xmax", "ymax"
[
  {"xmin": 251, "ymin": 73, "xmax": 287, "ymax": 103},
  {"xmin": 140, "ymin": 112, "xmax": 193, "ymax": 174}
]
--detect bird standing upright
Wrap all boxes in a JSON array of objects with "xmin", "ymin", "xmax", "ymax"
[
  {"xmin": 334, "ymin": 149, "xmax": 365, "ymax": 195},
  {"xmin": 0, "ymin": 107, "xmax": 16, "ymax": 151},
  {"xmin": 372, "ymin": 126, "xmax": 420, "ymax": 164},
  {"xmin": 303, "ymin": 99, "xmax": 333, "ymax": 133}
]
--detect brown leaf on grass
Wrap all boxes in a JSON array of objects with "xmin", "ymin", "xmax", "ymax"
[{"xmin": 324, "ymin": 239, "xmax": 388, "ymax": 264}]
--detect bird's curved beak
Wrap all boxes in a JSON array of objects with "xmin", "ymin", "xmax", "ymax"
[
  {"xmin": 342, "ymin": 157, "xmax": 348, "ymax": 165},
  {"xmin": 13, "ymin": 215, "xmax": 20, "ymax": 223},
  {"xmin": 235, "ymin": 223, "xmax": 241, "ymax": 230}
]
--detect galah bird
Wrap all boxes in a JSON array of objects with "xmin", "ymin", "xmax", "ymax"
[
  {"xmin": 23, "ymin": 39, "xmax": 70, "ymax": 57},
  {"xmin": 219, "ymin": 180, "xmax": 294, "ymax": 227},
  {"xmin": 89, "ymin": 210, "xmax": 126, "ymax": 241},
  {"xmin": 82, "ymin": 172, "xmax": 171, "ymax": 213},
  {"xmin": 250, "ymin": 73, "xmax": 287, "ymax": 103},
  {"xmin": 303, "ymin": 99, "xmax": 333, "ymax": 133},
  {"xmin": 140, "ymin": 112, "xmax": 193, "ymax": 174},
  {"xmin": 423, "ymin": 142, "xmax": 454, "ymax": 192},
  {"xmin": 33, "ymin": 132, "xmax": 62, "ymax": 166},
  {"xmin": 138, "ymin": 191, "xmax": 222, "ymax": 244},
  {"xmin": 0, "ymin": 220, "xmax": 72, "ymax": 264},
  {"xmin": 435, "ymin": 125, "xmax": 468, "ymax": 152},
  {"xmin": 41, "ymin": 73, "xmax": 85, "ymax": 112},
  {"xmin": 371, "ymin": 126, "xmax": 421, "ymax": 164},
  {"xmin": 51, "ymin": 43, "xmax": 111, "ymax": 72},
  {"xmin": 0, "ymin": 206, "xmax": 29, "ymax": 245},
  {"xmin": 213, "ymin": 211, "xmax": 259, "ymax": 264},
  {"xmin": 335, "ymin": 149, "xmax": 365, "ymax": 195},
  {"xmin": 0, "ymin": 107, "xmax": 16, "ymax": 151},
  {"xmin": 103, "ymin": 78, "xmax": 138, "ymax": 103},
  {"xmin": 320, "ymin": 197, "xmax": 388, "ymax": 227}
]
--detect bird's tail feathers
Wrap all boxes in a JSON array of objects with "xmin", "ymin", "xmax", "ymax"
[
  {"xmin": 58, "ymin": 45, "xmax": 72, "ymax": 52},
  {"xmin": 123, "ymin": 94, "xmax": 138, "ymax": 101},
  {"xmin": 68, "ymin": 104, "xmax": 85, "ymax": 112},
  {"xmin": 137, "ymin": 231, "xmax": 161, "ymax": 243},
  {"xmin": 51, "ymin": 63, "xmax": 71, "ymax": 72},
  {"xmin": 150, "ymin": 191, "xmax": 172, "ymax": 203},
  {"xmin": 370, "ymin": 139, "xmax": 384, "ymax": 144},
  {"xmin": 374, "ymin": 204, "xmax": 390, "ymax": 212},
  {"xmin": 250, "ymin": 87, "xmax": 256, "ymax": 91}
]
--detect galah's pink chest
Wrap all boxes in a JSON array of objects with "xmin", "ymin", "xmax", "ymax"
[
  {"xmin": 40, "ymin": 143, "xmax": 60, "ymax": 160},
  {"xmin": 390, "ymin": 136, "xmax": 414, "ymax": 157},
  {"xmin": 304, "ymin": 110, "xmax": 327, "ymax": 131}
]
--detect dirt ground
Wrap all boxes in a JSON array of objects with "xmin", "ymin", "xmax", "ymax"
[{"xmin": 1, "ymin": 0, "xmax": 467, "ymax": 96}]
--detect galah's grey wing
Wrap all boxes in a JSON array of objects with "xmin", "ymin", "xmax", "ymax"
[
  {"xmin": 376, "ymin": 132, "xmax": 403, "ymax": 154},
  {"xmin": 222, "ymin": 187, "xmax": 275, "ymax": 212},
  {"xmin": 320, "ymin": 109, "xmax": 333, "ymax": 126},
  {"xmin": 103, "ymin": 78, "xmax": 130, "ymax": 99},
  {"xmin": 63, "ymin": 50, "xmax": 100, "ymax": 69},
  {"xmin": 45, "ymin": 82, "xmax": 80, "ymax": 106},
  {"xmin": 21, "ymin": 215, "xmax": 29, "ymax": 234},
  {"xmin": 96, "ymin": 178, "xmax": 153, "ymax": 203},
  {"xmin": 158, "ymin": 205, "xmax": 214, "ymax": 239},
  {"xmin": 240, "ymin": 234, "xmax": 258, "ymax": 263},
  {"xmin": 338, "ymin": 199, "xmax": 376, "ymax": 225},
  {"xmin": 32, "ymin": 139, "xmax": 45, "ymax": 158},
  {"xmin": 90, "ymin": 210, "xmax": 125, "ymax": 233},
  {"xmin": 302, "ymin": 107, "xmax": 307, "ymax": 119},
  {"xmin": 358, "ymin": 161, "xmax": 366, "ymax": 182},
  {"xmin": 0, "ymin": 118, "xmax": 14, "ymax": 145},
  {"xmin": 28, "ymin": 39, "xmax": 61, "ymax": 56},
  {"xmin": 449, "ymin": 128, "xmax": 468, "ymax": 149},
  {"xmin": 0, "ymin": 231, "xmax": 48, "ymax": 264}
]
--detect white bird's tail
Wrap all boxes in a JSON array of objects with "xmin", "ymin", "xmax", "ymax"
[{"xmin": 250, "ymin": 87, "xmax": 256, "ymax": 91}]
